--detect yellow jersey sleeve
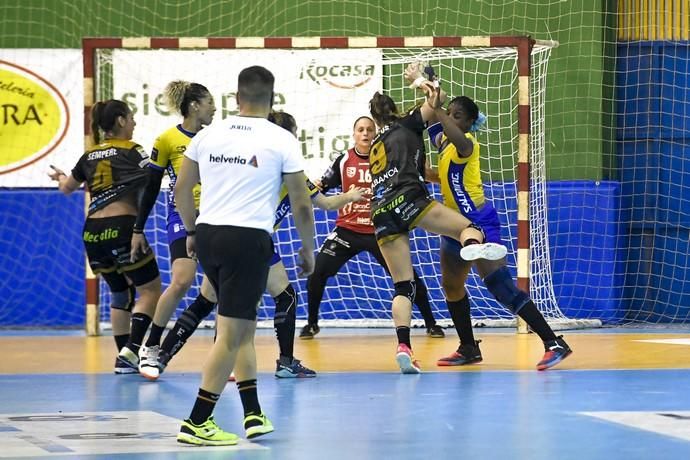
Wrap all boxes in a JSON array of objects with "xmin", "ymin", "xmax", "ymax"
[{"xmin": 149, "ymin": 134, "xmax": 170, "ymax": 171}]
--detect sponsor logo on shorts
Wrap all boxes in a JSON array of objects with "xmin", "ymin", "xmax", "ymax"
[
  {"xmin": 372, "ymin": 194, "xmax": 404, "ymax": 217},
  {"xmin": 84, "ymin": 228, "xmax": 120, "ymax": 243}
]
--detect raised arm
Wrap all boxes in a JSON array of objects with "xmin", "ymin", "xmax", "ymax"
[
  {"xmin": 433, "ymin": 105, "xmax": 474, "ymax": 158},
  {"xmin": 283, "ymin": 171, "xmax": 315, "ymax": 277},
  {"xmin": 403, "ymin": 61, "xmax": 447, "ymax": 123}
]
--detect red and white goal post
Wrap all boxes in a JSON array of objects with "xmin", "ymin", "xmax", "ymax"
[{"xmin": 81, "ymin": 36, "xmax": 601, "ymax": 336}]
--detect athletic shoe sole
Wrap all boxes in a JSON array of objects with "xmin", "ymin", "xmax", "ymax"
[
  {"xmin": 113, "ymin": 367, "xmax": 138, "ymax": 375},
  {"xmin": 139, "ymin": 365, "xmax": 160, "ymax": 381},
  {"xmin": 176, "ymin": 433, "xmax": 238, "ymax": 446},
  {"xmin": 396, "ymin": 352, "xmax": 421, "ymax": 374},
  {"xmin": 537, "ymin": 349, "xmax": 573, "ymax": 371},
  {"xmin": 275, "ymin": 369, "xmax": 317, "ymax": 378},
  {"xmin": 460, "ymin": 242, "xmax": 508, "ymax": 261},
  {"xmin": 246, "ymin": 424, "xmax": 274, "ymax": 439},
  {"xmin": 437, "ymin": 357, "xmax": 483, "ymax": 367}
]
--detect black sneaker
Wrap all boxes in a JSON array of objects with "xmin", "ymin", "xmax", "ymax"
[
  {"xmin": 537, "ymin": 335, "xmax": 572, "ymax": 371},
  {"xmin": 299, "ymin": 323, "xmax": 320, "ymax": 339},
  {"xmin": 426, "ymin": 325, "xmax": 445, "ymax": 338},
  {"xmin": 113, "ymin": 355, "xmax": 138, "ymax": 374},
  {"xmin": 275, "ymin": 356, "xmax": 317, "ymax": 378},
  {"xmin": 437, "ymin": 340, "xmax": 483, "ymax": 366}
]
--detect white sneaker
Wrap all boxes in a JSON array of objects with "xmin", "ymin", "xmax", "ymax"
[
  {"xmin": 138, "ymin": 345, "xmax": 161, "ymax": 380},
  {"xmin": 460, "ymin": 242, "xmax": 508, "ymax": 261}
]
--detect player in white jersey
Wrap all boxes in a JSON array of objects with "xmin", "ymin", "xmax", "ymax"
[
  {"xmin": 175, "ymin": 66, "xmax": 315, "ymax": 446},
  {"xmin": 151, "ymin": 111, "xmax": 365, "ymax": 379}
]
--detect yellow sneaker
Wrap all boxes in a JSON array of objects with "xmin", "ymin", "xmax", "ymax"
[
  {"xmin": 244, "ymin": 413, "xmax": 274, "ymax": 439},
  {"xmin": 177, "ymin": 416, "xmax": 239, "ymax": 446}
]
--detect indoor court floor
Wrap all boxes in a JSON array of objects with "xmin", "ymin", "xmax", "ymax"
[{"xmin": 1, "ymin": 327, "xmax": 690, "ymax": 459}]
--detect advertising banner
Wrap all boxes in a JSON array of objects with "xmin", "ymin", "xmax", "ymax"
[{"xmin": 0, "ymin": 49, "xmax": 83, "ymax": 187}]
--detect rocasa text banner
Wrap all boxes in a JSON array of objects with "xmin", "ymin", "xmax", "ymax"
[
  {"xmin": 0, "ymin": 49, "xmax": 83, "ymax": 186},
  {"xmin": 111, "ymin": 48, "xmax": 382, "ymax": 180}
]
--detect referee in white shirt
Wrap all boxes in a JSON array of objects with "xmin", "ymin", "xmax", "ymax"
[{"xmin": 174, "ymin": 65, "xmax": 315, "ymax": 446}]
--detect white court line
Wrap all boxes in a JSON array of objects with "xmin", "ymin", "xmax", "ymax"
[{"xmin": 633, "ymin": 339, "xmax": 690, "ymax": 346}]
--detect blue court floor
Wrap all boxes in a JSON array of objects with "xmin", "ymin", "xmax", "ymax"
[{"xmin": 2, "ymin": 328, "xmax": 690, "ymax": 459}]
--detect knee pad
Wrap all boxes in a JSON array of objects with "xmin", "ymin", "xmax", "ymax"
[
  {"xmin": 111, "ymin": 284, "xmax": 135, "ymax": 312},
  {"xmin": 483, "ymin": 266, "xmax": 529, "ymax": 314},
  {"xmin": 394, "ymin": 280, "xmax": 416, "ymax": 303}
]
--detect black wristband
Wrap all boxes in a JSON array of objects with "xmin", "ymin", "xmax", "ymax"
[
  {"xmin": 186, "ymin": 230, "xmax": 196, "ymax": 236},
  {"xmin": 132, "ymin": 228, "xmax": 144, "ymax": 234}
]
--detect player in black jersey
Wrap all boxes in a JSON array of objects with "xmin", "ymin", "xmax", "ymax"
[
  {"xmin": 301, "ymin": 115, "xmax": 445, "ymax": 340},
  {"xmin": 49, "ymin": 99, "xmax": 161, "ymax": 374},
  {"xmin": 368, "ymin": 81, "xmax": 507, "ymax": 374}
]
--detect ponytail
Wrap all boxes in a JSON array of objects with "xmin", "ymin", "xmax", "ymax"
[
  {"xmin": 164, "ymin": 80, "xmax": 210, "ymax": 117},
  {"xmin": 90, "ymin": 99, "xmax": 130, "ymax": 144},
  {"xmin": 90, "ymin": 101, "xmax": 106, "ymax": 144},
  {"xmin": 369, "ymin": 92, "xmax": 400, "ymax": 128}
]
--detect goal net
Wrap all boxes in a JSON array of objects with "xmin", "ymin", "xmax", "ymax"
[{"xmin": 86, "ymin": 37, "xmax": 598, "ymax": 332}]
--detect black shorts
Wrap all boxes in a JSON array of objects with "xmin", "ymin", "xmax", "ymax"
[
  {"xmin": 195, "ymin": 224, "xmax": 273, "ymax": 320},
  {"xmin": 169, "ymin": 237, "xmax": 191, "ymax": 263},
  {"xmin": 371, "ymin": 185, "xmax": 436, "ymax": 243},
  {"xmin": 83, "ymin": 215, "xmax": 159, "ymax": 287}
]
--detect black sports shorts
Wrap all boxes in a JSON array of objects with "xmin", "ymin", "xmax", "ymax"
[
  {"xmin": 195, "ymin": 223, "xmax": 273, "ymax": 320},
  {"xmin": 83, "ymin": 215, "xmax": 159, "ymax": 287},
  {"xmin": 371, "ymin": 185, "xmax": 436, "ymax": 243}
]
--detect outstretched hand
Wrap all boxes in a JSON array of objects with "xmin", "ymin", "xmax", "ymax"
[
  {"xmin": 404, "ymin": 61, "xmax": 425, "ymax": 84},
  {"xmin": 347, "ymin": 186, "xmax": 369, "ymax": 203},
  {"xmin": 48, "ymin": 164, "xmax": 66, "ymax": 182}
]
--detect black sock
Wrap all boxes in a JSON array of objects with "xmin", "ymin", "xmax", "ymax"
[
  {"xmin": 395, "ymin": 326, "xmax": 411, "ymax": 348},
  {"xmin": 237, "ymin": 379, "xmax": 261, "ymax": 419},
  {"xmin": 517, "ymin": 300, "xmax": 557, "ymax": 342},
  {"xmin": 189, "ymin": 388, "xmax": 220, "ymax": 425},
  {"xmin": 463, "ymin": 238, "xmax": 480, "ymax": 246},
  {"xmin": 145, "ymin": 323, "xmax": 166, "ymax": 347},
  {"xmin": 447, "ymin": 295, "xmax": 475, "ymax": 346},
  {"xmin": 127, "ymin": 312, "xmax": 152, "ymax": 355},
  {"xmin": 114, "ymin": 334, "xmax": 129, "ymax": 351},
  {"xmin": 160, "ymin": 294, "xmax": 215, "ymax": 361},
  {"xmin": 273, "ymin": 285, "xmax": 297, "ymax": 360}
]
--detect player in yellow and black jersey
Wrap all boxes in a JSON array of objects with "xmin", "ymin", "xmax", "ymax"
[
  {"xmin": 49, "ymin": 99, "xmax": 161, "ymax": 374},
  {"xmin": 367, "ymin": 62, "xmax": 507, "ymax": 374},
  {"xmin": 129, "ymin": 80, "xmax": 219, "ymax": 380}
]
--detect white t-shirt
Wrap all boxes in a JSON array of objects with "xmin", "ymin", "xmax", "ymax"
[{"xmin": 184, "ymin": 115, "xmax": 304, "ymax": 233}]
